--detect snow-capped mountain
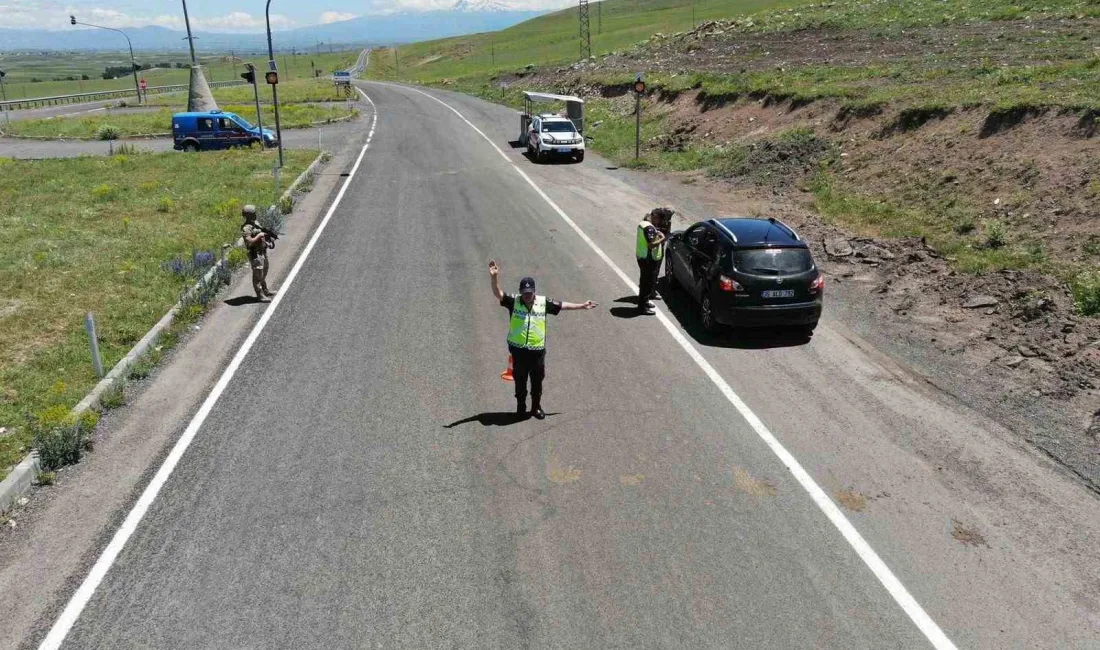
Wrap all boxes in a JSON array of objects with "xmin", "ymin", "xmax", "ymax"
[{"xmin": 452, "ymin": 0, "xmax": 515, "ymax": 12}]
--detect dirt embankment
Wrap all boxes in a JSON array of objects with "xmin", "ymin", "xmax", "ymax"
[{"xmin": 501, "ymin": 19, "xmax": 1100, "ymax": 486}]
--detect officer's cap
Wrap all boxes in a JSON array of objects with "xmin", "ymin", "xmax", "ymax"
[{"xmin": 242, "ymin": 204, "xmax": 257, "ymax": 217}]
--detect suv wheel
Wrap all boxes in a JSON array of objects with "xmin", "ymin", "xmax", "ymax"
[
  {"xmin": 575, "ymin": 151, "xmax": 585, "ymax": 163},
  {"xmin": 699, "ymin": 293, "xmax": 720, "ymax": 334},
  {"xmin": 182, "ymin": 142, "xmax": 199, "ymax": 153}
]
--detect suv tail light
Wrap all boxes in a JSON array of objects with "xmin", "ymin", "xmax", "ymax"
[
  {"xmin": 809, "ymin": 273, "xmax": 825, "ymax": 295},
  {"xmin": 719, "ymin": 275, "xmax": 744, "ymax": 293}
]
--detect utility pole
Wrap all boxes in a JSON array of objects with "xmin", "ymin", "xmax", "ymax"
[
  {"xmin": 634, "ymin": 74, "xmax": 645, "ymax": 159},
  {"xmin": 394, "ymin": 47, "xmax": 399, "ymax": 75},
  {"xmin": 181, "ymin": 0, "xmax": 197, "ymax": 65},
  {"xmin": 491, "ymin": 44, "xmax": 495, "ymax": 66},
  {"xmin": 692, "ymin": 0, "xmax": 696, "ymax": 29},
  {"xmin": 243, "ymin": 63, "xmax": 264, "ymax": 147},
  {"xmin": 0, "ymin": 69, "xmax": 9, "ymax": 127},
  {"xmin": 598, "ymin": 0, "xmax": 602, "ymax": 35},
  {"xmin": 579, "ymin": 0, "xmax": 591, "ymax": 60}
]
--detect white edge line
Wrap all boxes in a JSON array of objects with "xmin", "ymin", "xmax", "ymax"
[
  {"xmin": 37, "ymin": 88, "xmax": 380, "ymax": 650},
  {"xmin": 376, "ymin": 81, "xmax": 958, "ymax": 650}
]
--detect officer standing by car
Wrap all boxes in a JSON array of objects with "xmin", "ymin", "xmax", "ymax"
[
  {"xmin": 489, "ymin": 260, "xmax": 598, "ymax": 419},
  {"xmin": 241, "ymin": 205, "xmax": 275, "ymax": 301},
  {"xmin": 636, "ymin": 207, "xmax": 674, "ymax": 315}
]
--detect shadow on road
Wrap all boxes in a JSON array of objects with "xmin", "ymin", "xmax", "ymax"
[
  {"xmin": 224, "ymin": 295, "xmax": 265, "ymax": 306},
  {"xmin": 626, "ymin": 279, "xmax": 811, "ymax": 351},
  {"xmin": 507, "ymin": 140, "xmax": 526, "ymax": 149},
  {"xmin": 445, "ymin": 412, "xmax": 530, "ymax": 428}
]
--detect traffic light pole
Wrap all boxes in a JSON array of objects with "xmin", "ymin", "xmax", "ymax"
[
  {"xmin": 244, "ymin": 64, "xmax": 265, "ymax": 148},
  {"xmin": 70, "ymin": 17, "xmax": 142, "ymax": 105},
  {"xmin": 265, "ymin": 0, "xmax": 285, "ymax": 167}
]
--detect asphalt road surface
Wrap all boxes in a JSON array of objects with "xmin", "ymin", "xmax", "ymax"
[{"xmin": 41, "ymin": 82, "xmax": 1100, "ymax": 648}]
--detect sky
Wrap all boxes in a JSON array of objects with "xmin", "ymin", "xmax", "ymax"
[{"xmin": 1, "ymin": 0, "xmax": 573, "ymax": 31}]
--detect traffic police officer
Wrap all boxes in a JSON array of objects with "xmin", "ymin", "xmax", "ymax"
[
  {"xmin": 489, "ymin": 260, "xmax": 597, "ymax": 419},
  {"xmin": 241, "ymin": 205, "xmax": 275, "ymax": 301},
  {"xmin": 636, "ymin": 207, "xmax": 673, "ymax": 315}
]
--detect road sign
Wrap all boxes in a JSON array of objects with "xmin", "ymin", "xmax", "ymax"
[
  {"xmin": 268, "ymin": 59, "xmax": 278, "ymax": 72},
  {"xmin": 265, "ymin": 71, "xmax": 279, "ymax": 85}
]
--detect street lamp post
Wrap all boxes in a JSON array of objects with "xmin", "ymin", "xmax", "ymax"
[
  {"xmin": 266, "ymin": 0, "xmax": 285, "ymax": 167},
  {"xmin": 70, "ymin": 16, "xmax": 142, "ymax": 105}
]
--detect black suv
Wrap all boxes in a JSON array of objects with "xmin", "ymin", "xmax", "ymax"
[{"xmin": 664, "ymin": 217, "xmax": 824, "ymax": 335}]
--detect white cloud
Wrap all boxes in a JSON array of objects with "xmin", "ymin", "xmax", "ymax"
[
  {"xmin": 0, "ymin": 2, "xmax": 296, "ymax": 32},
  {"xmin": 320, "ymin": 11, "xmax": 359, "ymax": 24},
  {"xmin": 150, "ymin": 11, "xmax": 298, "ymax": 33}
]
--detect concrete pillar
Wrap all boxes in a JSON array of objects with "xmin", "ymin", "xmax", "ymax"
[{"xmin": 187, "ymin": 66, "xmax": 218, "ymax": 112}]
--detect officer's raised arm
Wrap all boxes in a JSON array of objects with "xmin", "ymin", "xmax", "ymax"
[
  {"xmin": 560, "ymin": 300, "xmax": 598, "ymax": 310},
  {"xmin": 489, "ymin": 260, "xmax": 504, "ymax": 301}
]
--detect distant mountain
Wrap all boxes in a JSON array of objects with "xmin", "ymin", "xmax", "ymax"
[
  {"xmin": 0, "ymin": 8, "xmax": 548, "ymax": 53},
  {"xmin": 453, "ymin": 0, "xmax": 516, "ymax": 12}
]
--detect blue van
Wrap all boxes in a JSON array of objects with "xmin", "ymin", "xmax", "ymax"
[{"xmin": 172, "ymin": 110, "xmax": 277, "ymax": 152}]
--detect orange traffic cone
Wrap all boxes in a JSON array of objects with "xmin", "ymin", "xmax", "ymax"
[{"xmin": 501, "ymin": 355, "xmax": 514, "ymax": 382}]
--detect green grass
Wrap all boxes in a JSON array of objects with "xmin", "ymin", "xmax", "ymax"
[
  {"xmin": 368, "ymin": 0, "xmax": 804, "ymax": 83},
  {"xmin": 2, "ymin": 103, "xmax": 357, "ymax": 139},
  {"xmin": 0, "ymin": 148, "xmax": 317, "ymax": 479},
  {"xmin": 145, "ymin": 78, "xmax": 363, "ymax": 107},
  {"xmin": 0, "ymin": 50, "xmax": 361, "ymax": 100}
]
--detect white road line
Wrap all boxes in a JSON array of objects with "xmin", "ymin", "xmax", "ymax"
[
  {"xmin": 37, "ymin": 89, "xmax": 380, "ymax": 650},
  {"xmin": 380, "ymin": 81, "xmax": 958, "ymax": 650},
  {"xmin": 45, "ymin": 106, "xmax": 108, "ymax": 120}
]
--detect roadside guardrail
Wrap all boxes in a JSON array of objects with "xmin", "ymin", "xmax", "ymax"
[{"xmin": 0, "ymin": 80, "xmax": 249, "ymax": 111}]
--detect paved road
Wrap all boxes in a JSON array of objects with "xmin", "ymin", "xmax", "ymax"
[{"xmin": 42, "ymin": 82, "xmax": 1100, "ymax": 648}]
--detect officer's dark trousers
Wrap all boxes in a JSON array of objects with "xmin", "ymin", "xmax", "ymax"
[
  {"xmin": 510, "ymin": 347, "xmax": 546, "ymax": 405},
  {"xmin": 637, "ymin": 257, "xmax": 660, "ymax": 306}
]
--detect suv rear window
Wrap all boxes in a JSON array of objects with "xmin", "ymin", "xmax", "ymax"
[{"xmin": 733, "ymin": 247, "xmax": 814, "ymax": 275}]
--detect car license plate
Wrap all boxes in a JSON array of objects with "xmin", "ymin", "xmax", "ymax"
[
  {"xmin": 762, "ymin": 290, "xmax": 795, "ymax": 298},
  {"xmin": 556, "ymin": 147, "xmax": 571, "ymax": 153}
]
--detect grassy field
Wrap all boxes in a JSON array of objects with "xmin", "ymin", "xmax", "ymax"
[
  {"xmin": 0, "ymin": 50, "xmax": 360, "ymax": 100},
  {"xmin": 2, "ymin": 102, "xmax": 358, "ymax": 138},
  {"xmin": 0, "ymin": 149, "xmax": 317, "ymax": 479},
  {"xmin": 145, "ymin": 78, "xmax": 362, "ymax": 107},
  {"xmin": 368, "ymin": 0, "xmax": 801, "ymax": 82}
]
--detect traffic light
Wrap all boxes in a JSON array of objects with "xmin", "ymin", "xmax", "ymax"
[
  {"xmin": 241, "ymin": 69, "xmax": 255, "ymax": 84},
  {"xmin": 265, "ymin": 71, "xmax": 278, "ymax": 85},
  {"xmin": 0, "ymin": 69, "xmax": 6, "ymax": 78},
  {"xmin": 70, "ymin": 15, "xmax": 76, "ymax": 25},
  {"xmin": 634, "ymin": 78, "xmax": 646, "ymax": 94}
]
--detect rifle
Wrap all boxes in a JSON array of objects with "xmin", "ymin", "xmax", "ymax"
[{"xmin": 259, "ymin": 226, "xmax": 280, "ymax": 250}]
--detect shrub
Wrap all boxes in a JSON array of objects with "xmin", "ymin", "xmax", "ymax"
[
  {"xmin": 983, "ymin": 219, "xmax": 1006, "ymax": 249},
  {"xmin": 96, "ymin": 124, "xmax": 120, "ymax": 141},
  {"xmin": 226, "ymin": 247, "xmax": 248, "ymax": 268},
  {"xmin": 99, "ymin": 380, "xmax": 126, "ymax": 410},
  {"xmin": 36, "ymin": 471, "xmax": 57, "ymax": 486},
  {"xmin": 161, "ymin": 250, "xmax": 217, "ymax": 278},
  {"xmin": 90, "ymin": 183, "xmax": 118, "ymax": 201},
  {"xmin": 156, "ymin": 196, "xmax": 176, "ymax": 213},
  {"xmin": 31, "ymin": 407, "xmax": 98, "ymax": 471},
  {"xmin": 1072, "ymin": 271, "xmax": 1100, "ymax": 316}
]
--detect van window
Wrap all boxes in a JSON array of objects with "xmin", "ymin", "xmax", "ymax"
[
  {"xmin": 218, "ymin": 117, "xmax": 244, "ymax": 132},
  {"xmin": 197, "ymin": 118, "xmax": 214, "ymax": 132}
]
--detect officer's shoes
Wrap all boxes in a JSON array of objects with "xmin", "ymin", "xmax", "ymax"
[
  {"xmin": 264, "ymin": 289, "xmax": 277, "ymax": 297},
  {"xmin": 516, "ymin": 401, "xmax": 527, "ymax": 417},
  {"xmin": 641, "ymin": 307, "xmax": 656, "ymax": 316},
  {"xmin": 531, "ymin": 405, "xmax": 546, "ymax": 420},
  {"xmin": 645, "ymin": 301, "xmax": 656, "ymax": 309}
]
